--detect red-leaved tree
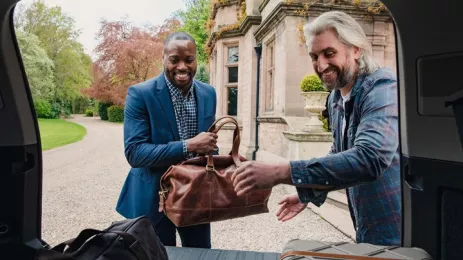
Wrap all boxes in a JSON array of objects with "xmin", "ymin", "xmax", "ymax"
[{"xmin": 84, "ymin": 18, "xmax": 181, "ymax": 105}]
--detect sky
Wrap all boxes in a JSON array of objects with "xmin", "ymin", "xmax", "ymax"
[{"xmin": 18, "ymin": 0, "xmax": 187, "ymax": 58}]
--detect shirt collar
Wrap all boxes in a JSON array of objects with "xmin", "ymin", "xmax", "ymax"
[
  {"xmin": 164, "ymin": 72, "xmax": 195, "ymax": 99},
  {"xmin": 332, "ymin": 73, "xmax": 367, "ymax": 105}
]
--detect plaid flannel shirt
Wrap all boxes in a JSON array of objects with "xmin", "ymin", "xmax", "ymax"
[
  {"xmin": 290, "ymin": 68, "xmax": 402, "ymax": 246},
  {"xmin": 165, "ymin": 74, "xmax": 198, "ymax": 159}
]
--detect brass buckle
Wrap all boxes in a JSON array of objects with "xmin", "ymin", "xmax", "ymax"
[{"xmin": 206, "ymin": 165, "xmax": 215, "ymax": 172}]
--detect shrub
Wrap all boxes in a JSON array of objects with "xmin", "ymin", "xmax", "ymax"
[
  {"xmin": 319, "ymin": 115, "xmax": 330, "ymax": 132},
  {"xmin": 107, "ymin": 105, "xmax": 124, "ymax": 122},
  {"xmin": 63, "ymin": 102, "xmax": 72, "ymax": 118},
  {"xmin": 50, "ymin": 102, "xmax": 62, "ymax": 119},
  {"xmin": 34, "ymin": 99, "xmax": 52, "ymax": 118},
  {"xmin": 300, "ymin": 74, "xmax": 325, "ymax": 92},
  {"xmin": 85, "ymin": 108, "xmax": 94, "ymax": 117},
  {"xmin": 98, "ymin": 102, "xmax": 112, "ymax": 120}
]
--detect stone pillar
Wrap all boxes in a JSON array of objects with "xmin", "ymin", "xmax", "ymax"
[
  {"xmin": 214, "ymin": 41, "xmax": 225, "ymax": 116},
  {"xmin": 284, "ymin": 16, "xmax": 311, "ymax": 117},
  {"xmin": 239, "ymin": 27, "xmax": 259, "ymax": 159}
]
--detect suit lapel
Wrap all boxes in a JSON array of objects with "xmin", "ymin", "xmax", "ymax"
[
  {"xmin": 155, "ymin": 75, "xmax": 180, "ymax": 140},
  {"xmin": 195, "ymin": 81, "xmax": 205, "ymax": 133}
]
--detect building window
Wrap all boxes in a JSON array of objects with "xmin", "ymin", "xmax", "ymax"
[
  {"xmin": 265, "ymin": 41, "xmax": 275, "ymax": 111},
  {"xmin": 225, "ymin": 45, "xmax": 238, "ymax": 116}
]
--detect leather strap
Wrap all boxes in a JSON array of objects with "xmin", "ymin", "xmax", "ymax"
[
  {"xmin": 206, "ymin": 116, "xmax": 241, "ymax": 169},
  {"xmin": 279, "ymin": 251, "xmax": 398, "ymax": 260},
  {"xmin": 159, "ymin": 117, "xmax": 241, "ymax": 211}
]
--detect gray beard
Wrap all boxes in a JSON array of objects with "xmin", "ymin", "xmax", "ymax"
[{"xmin": 324, "ymin": 66, "xmax": 356, "ymax": 91}]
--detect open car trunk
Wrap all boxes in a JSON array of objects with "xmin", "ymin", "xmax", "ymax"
[{"xmin": 1, "ymin": 0, "xmax": 463, "ymax": 259}]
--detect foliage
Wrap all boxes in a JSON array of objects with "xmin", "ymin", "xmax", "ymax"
[
  {"xmin": 50, "ymin": 102, "xmax": 62, "ymax": 119},
  {"xmin": 14, "ymin": 0, "xmax": 93, "ymax": 117},
  {"xmin": 107, "ymin": 105, "xmax": 125, "ymax": 122},
  {"xmin": 72, "ymin": 96, "xmax": 93, "ymax": 114},
  {"xmin": 98, "ymin": 102, "xmax": 112, "ymax": 121},
  {"xmin": 34, "ymin": 99, "xmax": 53, "ymax": 118},
  {"xmin": 16, "ymin": 0, "xmax": 79, "ymax": 58},
  {"xmin": 319, "ymin": 115, "xmax": 329, "ymax": 132},
  {"xmin": 38, "ymin": 118, "xmax": 86, "ymax": 151},
  {"xmin": 205, "ymin": 0, "xmax": 246, "ymax": 58},
  {"xmin": 173, "ymin": 0, "xmax": 210, "ymax": 63},
  {"xmin": 16, "ymin": 31, "xmax": 56, "ymax": 102},
  {"xmin": 195, "ymin": 62, "xmax": 210, "ymax": 83},
  {"xmin": 151, "ymin": 17, "xmax": 183, "ymax": 42},
  {"xmin": 300, "ymin": 74, "xmax": 324, "ymax": 92},
  {"xmin": 84, "ymin": 18, "xmax": 181, "ymax": 105},
  {"xmin": 85, "ymin": 109, "xmax": 94, "ymax": 117},
  {"xmin": 53, "ymin": 42, "xmax": 92, "ymax": 103}
]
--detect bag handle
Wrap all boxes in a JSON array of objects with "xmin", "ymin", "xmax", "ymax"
[
  {"xmin": 206, "ymin": 116, "xmax": 241, "ymax": 170},
  {"xmin": 280, "ymin": 250, "xmax": 399, "ymax": 260},
  {"xmin": 51, "ymin": 228, "xmax": 150, "ymax": 260}
]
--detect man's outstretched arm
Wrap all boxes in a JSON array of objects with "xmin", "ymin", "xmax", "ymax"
[{"xmin": 231, "ymin": 78, "xmax": 399, "ymax": 206}]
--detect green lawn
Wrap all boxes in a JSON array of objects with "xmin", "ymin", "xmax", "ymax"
[{"xmin": 38, "ymin": 118, "xmax": 87, "ymax": 151}]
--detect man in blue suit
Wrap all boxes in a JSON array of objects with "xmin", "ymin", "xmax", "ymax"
[{"xmin": 116, "ymin": 32, "xmax": 218, "ymax": 248}]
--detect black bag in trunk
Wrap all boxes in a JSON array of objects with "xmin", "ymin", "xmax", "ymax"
[{"xmin": 36, "ymin": 216, "xmax": 168, "ymax": 260}]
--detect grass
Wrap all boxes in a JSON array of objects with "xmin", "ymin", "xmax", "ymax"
[{"xmin": 38, "ymin": 118, "xmax": 87, "ymax": 151}]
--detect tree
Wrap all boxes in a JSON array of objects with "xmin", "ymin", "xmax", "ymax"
[
  {"xmin": 151, "ymin": 17, "xmax": 182, "ymax": 43},
  {"xmin": 53, "ymin": 42, "xmax": 92, "ymax": 103},
  {"xmin": 84, "ymin": 18, "xmax": 168, "ymax": 105},
  {"xmin": 15, "ymin": 31, "xmax": 55, "ymax": 102},
  {"xmin": 174, "ymin": 0, "xmax": 210, "ymax": 63},
  {"xmin": 16, "ymin": 0, "xmax": 79, "ymax": 59},
  {"xmin": 14, "ymin": 0, "xmax": 93, "ymax": 115}
]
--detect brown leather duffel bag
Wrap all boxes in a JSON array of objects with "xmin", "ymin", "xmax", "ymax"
[{"xmin": 158, "ymin": 116, "xmax": 272, "ymax": 227}]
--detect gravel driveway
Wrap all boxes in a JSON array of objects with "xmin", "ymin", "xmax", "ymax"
[{"xmin": 41, "ymin": 114, "xmax": 352, "ymax": 252}]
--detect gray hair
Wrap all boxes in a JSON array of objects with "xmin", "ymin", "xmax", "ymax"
[{"xmin": 303, "ymin": 11, "xmax": 379, "ymax": 74}]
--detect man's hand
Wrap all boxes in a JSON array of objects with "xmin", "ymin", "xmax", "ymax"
[
  {"xmin": 276, "ymin": 193, "xmax": 308, "ymax": 222},
  {"xmin": 187, "ymin": 132, "xmax": 218, "ymax": 154},
  {"xmin": 230, "ymin": 161, "xmax": 291, "ymax": 196}
]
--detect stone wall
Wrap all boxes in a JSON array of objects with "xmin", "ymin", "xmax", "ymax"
[
  {"xmin": 259, "ymin": 0, "xmax": 283, "ymax": 21},
  {"xmin": 214, "ymin": 3, "xmax": 239, "ymax": 31},
  {"xmin": 217, "ymin": 126, "xmax": 243, "ymax": 155},
  {"xmin": 258, "ymin": 119, "xmax": 290, "ymax": 159},
  {"xmin": 210, "ymin": 1, "xmax": 396, "ymax": 163}
]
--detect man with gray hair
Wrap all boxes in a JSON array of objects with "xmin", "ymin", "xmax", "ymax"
[{"xmin": 230, "ymin": 11, "xmax": 401, "ymax": 246}]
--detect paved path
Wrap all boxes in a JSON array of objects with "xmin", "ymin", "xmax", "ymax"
[{"xmin": 41, "ymin": 114, "xmax": 352, "ymax": 252}]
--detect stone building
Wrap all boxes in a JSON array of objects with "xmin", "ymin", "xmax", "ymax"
[{"xmin": 207, "ymin": 0, "xmax": 396, "ymax": 164}]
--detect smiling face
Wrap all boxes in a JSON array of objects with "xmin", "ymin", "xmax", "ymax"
[
  {"xmin": 308, "ymin": 29, "xmax": 361, "ymax": 91},
  {"xmin": 163, "ymin": 39, "xmax": 197, "ymax": 93}
]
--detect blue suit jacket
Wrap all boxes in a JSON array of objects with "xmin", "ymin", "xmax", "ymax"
[{"xmin": 116, "ymin": 74, "xmax": 217, "ymax": 226}]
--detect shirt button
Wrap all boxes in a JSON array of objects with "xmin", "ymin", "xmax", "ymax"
[
  {"xmin": 297, "ymin": 179, "xmax": 302, "ymax": 183},
  {"xmin": 325, "ymin": 181, "xmax": 329, "ymax": 185}
]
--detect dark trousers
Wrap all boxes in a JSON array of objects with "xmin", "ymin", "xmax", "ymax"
[{"xmin": 154, "ymin": 215, "xmax": 211, "ymax": 248}]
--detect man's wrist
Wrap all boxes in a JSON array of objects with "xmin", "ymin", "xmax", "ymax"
[
  {"xmin": 185, "ymin": 139, "xmax": 193, "ymax": 153},
  {"xmin": 276, "ymin": 163, "xmax": 292, "ymax": 185}
]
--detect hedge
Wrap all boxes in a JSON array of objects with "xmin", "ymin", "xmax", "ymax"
[
  {"xmin": 98, "ymin": 102, "xmax": 112, "ymax": 120},
  {"xmin": 107, "ymin": 105, "xmax": 124, "ymax": 122}
]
